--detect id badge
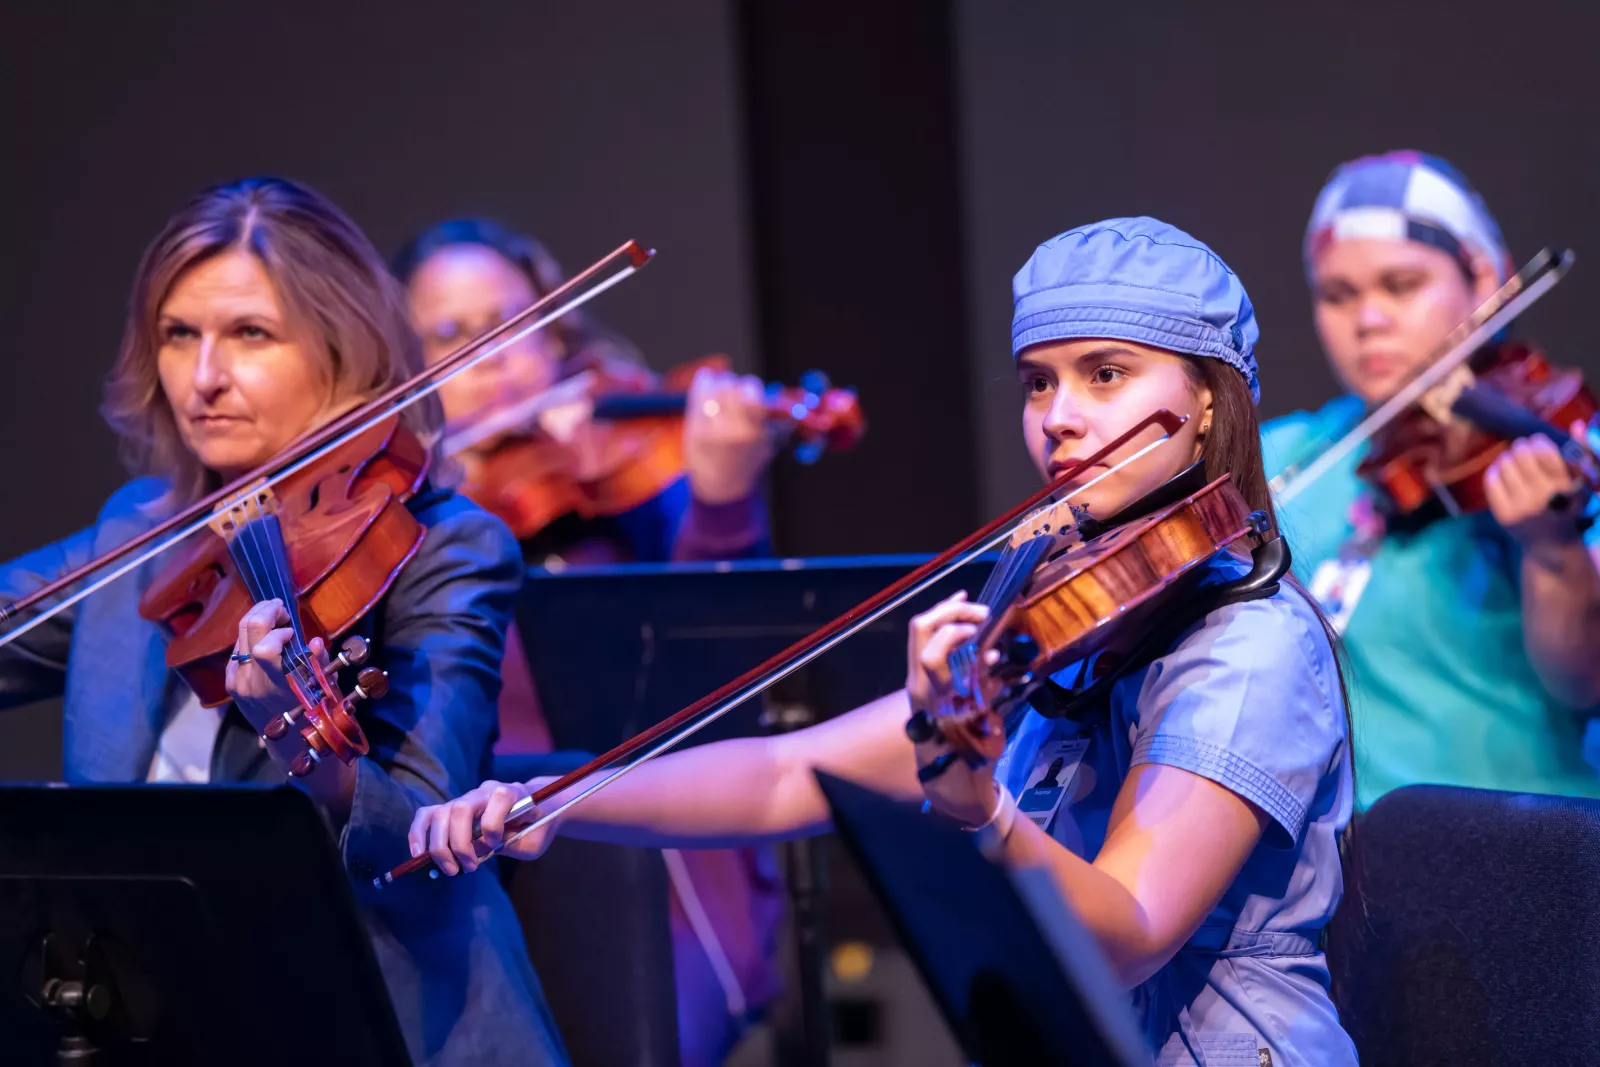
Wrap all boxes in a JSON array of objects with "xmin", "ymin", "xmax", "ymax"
[
  {"xmin": 1308, "ymin": 556, "xmax": 1371, "ymax": 635},
  {"xmin": 1016, "ymin": 737, "xmax": 1090, "ymax": 831}
]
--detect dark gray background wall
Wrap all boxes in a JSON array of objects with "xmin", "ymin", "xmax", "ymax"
[{"xmin": 5, "ymin": 1, "xmax": 1600, "ymax": 777}]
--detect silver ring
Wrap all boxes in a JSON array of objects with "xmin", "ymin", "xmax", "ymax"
[{"xmin": 231, "ymin": 651, "xmax": 252, "ymax": 664}]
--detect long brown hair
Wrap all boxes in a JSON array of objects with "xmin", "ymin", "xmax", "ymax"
[
  {"xmin": 1184, "ymin": 356, "xmax": 1356, "ymax": 751},
  {"xmin": 103, "ymin": 176, "xmax": 444, "ymax": 505}
]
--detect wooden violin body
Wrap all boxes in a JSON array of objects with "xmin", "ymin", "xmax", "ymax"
[
  {"xmin": 137, "ymin": 416, "xmax": 429, "ymax": 708},
  {"xmin": 1359, "ymin": 344, "xmax": 1598, "ymax": 515},
  {"xmin": 457, "ymin": 354, "xmax": 865, "ymax": 539},
  {"xmin": 916, "ymin": 472, "xmax": 1264, "ymax": 763},
  {"xmin": 458, "ymin": 359, "xmax": 705, "ymax": 538}
]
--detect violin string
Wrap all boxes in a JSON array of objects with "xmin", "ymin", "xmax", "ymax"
[
  {"xmin": 952, "ymin": 543, "xmax": 1021, "ymax": 693},
  {"xmin": 260, "ymin": 515, "xmax": 311, "ymax": 693},
  {"xmin": 963, "ymin": 534, "xmax": 1051, "ymax": 690},
  {"xmin": 259, "ymin": 505, "xmax": 319, "ymax": 698},
  {"xmin": 230, "ymin": 501, "xmax": 280, "ymax": 681},
  {"xmin": 234, "ymin": 496, "xmax": 317, "ymax": 701},
  {"xmin": 975, "ymin": 542, "xmax": 1016, "ymax": 609}
]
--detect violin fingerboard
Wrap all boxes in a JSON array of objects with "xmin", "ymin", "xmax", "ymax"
[{"xmin": 225, "ymin": 513, "xmax": 309, "ymax": 642}]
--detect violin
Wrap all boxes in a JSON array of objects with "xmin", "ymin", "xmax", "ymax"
[
  {"xmin": 1359, "ymin": 342, "xmax": 1600, "ymax": 515},
  {"xmin": 0, "ymin": 241, "xmax": 655, "ymax": 777},
  {"xmin": 1272, "ymin": 248, "xmax": 1580, "ymax": 510},
  {"xmin": 445, "ymin": 354, "xmax": 866, "ymax": 540},
  {"xmin": 904, "ymin": 466, "xmax": 1285, "ymax": 771},
  {"xmin": 379, "ymin": 408, "xmax": 1274, "ymax": 885},
  {"xmin": 135, "ymin": 417, "xmax": 425, "ymax": 775}
]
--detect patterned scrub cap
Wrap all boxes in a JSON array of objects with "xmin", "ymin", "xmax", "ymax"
[{"xmin": 1305, "ymin": 150, "xmax": 1511, "ymax": 283}]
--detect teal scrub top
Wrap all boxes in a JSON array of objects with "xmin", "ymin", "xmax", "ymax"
[{"xmin": 1262, "ymin": 395, "xmax": 1600, "ymax": 809}]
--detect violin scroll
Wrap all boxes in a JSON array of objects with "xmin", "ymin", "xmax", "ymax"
[
  {"xmin": 780, "ymin": 371, "xmax": 866, "ymax": 465},
  {"xmin": 260, "ymin": 653, "xmax": 388, "ymax": 779}
]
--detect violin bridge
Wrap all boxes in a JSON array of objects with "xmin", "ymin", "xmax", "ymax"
[
  {"xmin": 1010, "ymin": 497, "xmax": 1089, "ymax": 554},
  {"xmin": 1419, "ymin": 364, "xmax": 1476, "ymax": 426},
  {"xmin": 208, "ymin": 483, "xmax": 280, "ymax": 541}
]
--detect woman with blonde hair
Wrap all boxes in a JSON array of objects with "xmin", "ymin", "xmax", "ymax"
[{"xmin": 3, "ymin": 176, "xmax": 568, "ymax": 1067}]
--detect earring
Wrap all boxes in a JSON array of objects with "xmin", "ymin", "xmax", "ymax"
[{"xmin": 1199, "ymin": 419, "xmax": 1212, "ymax": 436}]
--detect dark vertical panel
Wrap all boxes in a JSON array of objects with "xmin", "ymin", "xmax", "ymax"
[{"xmin": 738, "ymin": 0, "xmax": 979, "ymax": 556}]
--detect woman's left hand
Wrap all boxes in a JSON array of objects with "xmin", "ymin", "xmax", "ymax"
[
  {"xmin": 914, "ymin": 731, "xmax": 1000, "ymax": 829},
  {"xmin": 225, "ymin": 598, "xmax": 326, "ymax": 734},
  {"xmin": 683, "ymin": 366, "xmax": 775, "ymax": 505},
  {"xmin": 1484, "ymin": 425, "xmax": 1586, "ymax": 548},
  {"xmin": 905, "ymin": 593, "xmax": 1002, "ymax": 827}
]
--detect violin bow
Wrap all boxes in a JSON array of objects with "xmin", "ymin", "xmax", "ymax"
[{"xmin": 378, "ymin": 409, "xmax": 1190, "ymax": 886}]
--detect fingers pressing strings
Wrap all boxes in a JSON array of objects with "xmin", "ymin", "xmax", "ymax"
[{"xmin": 231, "ymin": 496, "xmax": 316, "ymax": 695}]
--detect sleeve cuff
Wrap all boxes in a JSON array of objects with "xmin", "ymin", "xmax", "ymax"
[
  {"xmin": 339, "ymin": 758, "xmax": 450, "ymax": 916},
  {"xmin": 672, "ymin": 492, "xmax": 770, "ymax": 561},
  {"xmin": 1131, "ymin": 732, "xmax": 1308, "ymax": 846}
]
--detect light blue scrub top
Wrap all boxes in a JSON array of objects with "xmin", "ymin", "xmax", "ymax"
[{"xmin": 996, "ymin": 556, "xmax": 1357, "ymax": 1067}]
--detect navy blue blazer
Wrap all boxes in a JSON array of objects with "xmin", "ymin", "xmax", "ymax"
[{"xmin": 0, "ymin": 478, "xmax": 569, "ymax": 1067}]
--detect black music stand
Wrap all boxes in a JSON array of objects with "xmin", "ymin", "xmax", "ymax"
[
  {"xmin": 816, "ymin": 772, "xmax": 1150, "ymax": 1067},
  {"xmin": 0, "ymin": 784, "xmax": 411, "ymax": 1067},
  {"xmin": 514, "ymin": 553, "xmax": 993, "ymax": 754},
  {"xmin": 514, "ymin": 553, "xmax": 994, "ymax": 1067}
]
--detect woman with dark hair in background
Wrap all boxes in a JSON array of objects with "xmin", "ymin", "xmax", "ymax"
[
  {"xmin": 1264, "ymin": 151, "xmax": 1600, "ymax": 809},
  {"xmin": 394, "ymin": 219, "xmax": 775, "ymax": 568},
  {"xmin": 413, "ymin": 218, "xmax": 1361, "ymax": 1067},
  {"xmin": 395, "ymin": 219, "xmax": 783, "ymax": 1065},
  {"xmin": 0, "ymin": 179, "xmax": 567, "ymax": 1065}
]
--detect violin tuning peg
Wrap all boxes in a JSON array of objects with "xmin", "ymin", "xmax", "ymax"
[
  {"xmin": 799, "ymin": 370, "xmax": 831, "ymax": 396},
  {"xmin": 355, "ymin": 667, "xmax": 390, "ymax": 702},
  {"xmin": 904, "ymin": 710, "xmax": 937, "ymax": 744},
  {"xmin": 288, "ymin": 750, "xmax": 320, "ymax": 778},
  {"xmin": 336, "ymin": 635, "xmax": 370, "ymax": 669},
  {"xmin": 262, "ymin": 712, "xmax": 295, "ymax": 742},
  {"xmin": 792, "ymin": 440, "xmax": 824, "ymax": 465}
]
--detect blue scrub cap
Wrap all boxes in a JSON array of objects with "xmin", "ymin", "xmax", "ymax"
[{"xmin": 1011, "ymin": 217, "xmax": 1261, "ymax": 402}]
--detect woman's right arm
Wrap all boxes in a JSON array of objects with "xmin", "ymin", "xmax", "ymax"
[
  {"xmin": 410, "ymin": 687, "xmax": 923, "ymax": 875},
  {"xmin": 0, "ymin": 525, "xmax": 98, "ymax": 709}
]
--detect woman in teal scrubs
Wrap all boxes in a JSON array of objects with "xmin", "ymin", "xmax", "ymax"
[{"xmin": 1263, "ymin": 150, "xmax": 1600, "ymax": 808}]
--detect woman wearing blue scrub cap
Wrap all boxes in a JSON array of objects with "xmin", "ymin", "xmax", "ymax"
[{"xmin": 414, "ymin": 218, "xmax": 1358, "ymax": 1066}]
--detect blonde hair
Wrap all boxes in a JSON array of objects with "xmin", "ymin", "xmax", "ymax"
[{"xmin": 103, "ymin": 176, "xmax": 444, "ymax": 504}]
